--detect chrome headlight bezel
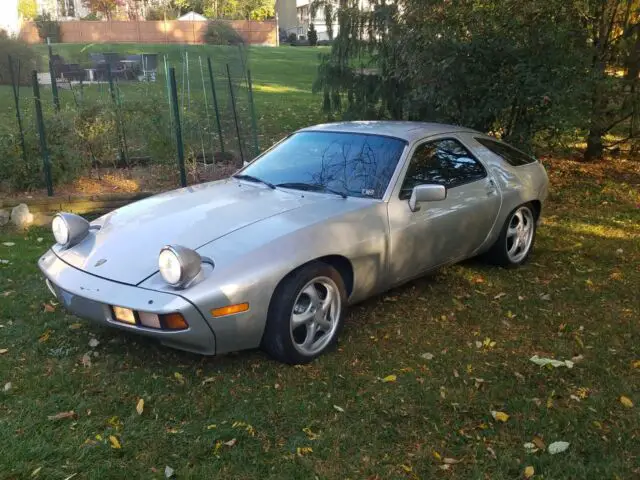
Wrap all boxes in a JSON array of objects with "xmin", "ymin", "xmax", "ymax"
[
  {"xmin": 52, "ymin": 212, "xmax": 90, "ymax": 247},
  {"xmin": 158, "ymin": 245, "xmax": 202, "ymax": 289}
]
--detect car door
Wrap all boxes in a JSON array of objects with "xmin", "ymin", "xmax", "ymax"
[{"xmin": 387, "ymin": 136, "xmax": 501, "ymax": 284}]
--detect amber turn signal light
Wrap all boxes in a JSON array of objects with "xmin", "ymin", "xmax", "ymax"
[
  {"xmin": 211, "ymin": 303, "xmax": 249, "ymax": 318},
  {"xmin": 161, "ymin": 312, "xmax": 189, "ymax": 330}
]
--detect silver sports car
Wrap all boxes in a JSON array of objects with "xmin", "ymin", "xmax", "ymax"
[{"xmin": 39, "ymin": 122, "xmax": 549, "ymax": 364}]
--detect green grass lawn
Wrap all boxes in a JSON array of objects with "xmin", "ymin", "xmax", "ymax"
[{"xmin": 1, "ymin": 158, "xmax": 639, "ymax": 478}]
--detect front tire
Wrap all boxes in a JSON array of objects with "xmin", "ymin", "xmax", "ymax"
[
  {"xmin": 262, "ymin": 262, "xmax": 347, "ymax": 364},
  {"xmin": 486, "ymin": 203, "xmax": 537, "ymax": 267}
]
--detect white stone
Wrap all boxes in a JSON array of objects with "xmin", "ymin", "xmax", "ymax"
[
  {"xmin": 0, "ymin": 209, "xmax": 9, "ymax": 226},
  {"xmin": 10, "ymin": 204, "xmax": 34, "ymax": 228}
]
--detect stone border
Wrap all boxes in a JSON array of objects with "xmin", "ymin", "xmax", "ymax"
[{"xmin": 0, "ymin": 192, "xmax": 154, "ymax": 226}]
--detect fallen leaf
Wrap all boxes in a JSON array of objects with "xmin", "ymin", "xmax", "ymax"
[
  {"xmin": 530, "ymin": 355, "xmax": 574, "ymax": 369},
  {"xmin": 2, "ymin": 291, "xmax": 15, "ymax": 297},
  {"xmin": 62, "ymin": 475, "xmax": 77, "ymax": 480},
  {"xmin": 420, "ymin": 352, "xmax": 434, "ymax": 360},
  {"xmin": 201, "ymin": 377, "xmax": 216, "ymax": 385},
  {"xmin": 0, "ymin": 349, "xmax": 8, "ymax": 354},
  {"xmin": 31, "ymin": 466, "xmax": 42, "ymax": 477},
  {"xmin": 81, "ymin": 353, "xmax": 92, "ymax": 368},
  {"xmin": 2, "ymin": 242, "xmax": 15, "ymax": 247},
  {"xmin": 532, "ymin": 436, "xmax": 546, "ymax": 450},
  {"xmin": 432, "ymin": 450, "xmax": 441, "ymax": 461},
  {"xmin": 439, "ymin": 464, "xmax": 450, "ymax": 470},
  {"xmin": 540, "ymin": 293, "xmax": 552, "ymax": 301},
  {"xmin": 493, "ymin": 292, "xmax": 507, "ymax": 300},
  {"xmin": 632, "ymin": 360, "xmax": 640, "ymax": 369},
  {"xmin": 620, "ymin": 396, "xmax": 634, "ymax": 408},
  {"xmin": 37, "ymin": 237, "xmax": 43, "ymax": 243},
  {"xmin": 68, "ymin": 323, "xmax": 83, "ymax": 330},
  {"xmin": 206, "ymin": 424, "xmax": 217, "ymax": 430},
  {"xmin": 486, "ymin": 446, "xmax": 497, "ymax": 459},
  {"xmin": 136, "ymin": 398, "xmax": 144, "ymax": 415},
  {"xmin": 303, "ymin": 427, "xmax": 319, "ymax": 440},
  {"xmin": 88, "ymin": 338, "xmax": 99, "ymax": 348},
  {"xmin": 382, "ymin": 374, "xmax": 397, "ymax": 383},
  {"xmin": 548, "ymin": 441, "xmax": 570, "ymax": 454},
  {"xmin": 401, "ymin": 464, "xmax": 413, "ymax": 472},
  {"xmin": 523, "ymin": 442, "xmax": 538, "ymax": 454},
  {"xmin": 223, "ymin": 438, "xmax": 237, "ymax": 447},
  {"xmin": 109, "ymin": 435, "xmax": 121, "ymax": 449},
  {"xmin": 38, "ymin": 330, "xmax": 52, "ymax": 343},
  {"xmin": 524, "ymin": 465, "xmax": 535, "ymax": 478},
  {"xmin": 174, "ymin": 372, "xmax": 185, "ymax": 384},
  {"xmin": 443, "ymin": 458, "xmax": 459, "ymax": 464},
  {"xmin": 333, "ymin": 405, "xmax": 344, "ymax": 412},
  {"xmin": 164, "ymin": 466, "xmax": 174, "ymax": 478},
  {"xmin": 491, "ymin": 410, "xmax": 509, "ymax": 422},
  {"xmin": 296, "ymin": 446, "xmax": 313, "ymax": 456},
  {"xmin": 43, "ymin": 303, "xmax": 56, "ymax": 313},
  {"xmin": 48, "ymin": 411, "xmax": 76, "ymax": 421},
  {"xmin": 4, "ymin": 382, "xmax": 12, "ymax": 392}
]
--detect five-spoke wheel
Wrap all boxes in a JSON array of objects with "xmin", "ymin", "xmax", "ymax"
[{"xmin": 487, "ymin": 203, "xmax": 537, "ymax": 267}]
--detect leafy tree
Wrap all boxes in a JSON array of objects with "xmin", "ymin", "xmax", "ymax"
[
  {"xmin": 311, "ymin": 0, "xmax": 336, "ymax": 40},
  {"xmin": 308, "ymin": 22, "xmax": 318, "ymax": 46},
  {"xmin": 314, "ymin": 0, "xmax": 596, "ymax": 152},
  {"xmin": 580, "ymin": 0, "xmax": 640, "ymax": 161},
  {"xmin": 18, "ymin": 0, "xmax": 38, "ymax": 20},
  {"xmin": 82, "ymin": 0, "xmax": 124, "ymax": 20}
]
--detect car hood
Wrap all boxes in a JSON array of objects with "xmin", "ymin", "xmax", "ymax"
[{"xmin": 54, "ymin": 180, "xmax": 336, "ymax": 285}]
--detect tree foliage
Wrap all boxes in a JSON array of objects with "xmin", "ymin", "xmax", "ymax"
[
  {"xmin": 18, "ymin": 0, "xmax": 38, "ymax": 20},
  {"xmin": 82, "ymin": 0, "xmax": 124, "ymax": 20},
  {"xmin": 314, "ymin": 0, "xmax": 640, "ymax": 158}
]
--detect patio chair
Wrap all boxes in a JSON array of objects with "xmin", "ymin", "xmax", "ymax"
[{"xmin": 141, "ymin": 53, "xmax": 158, "ymax": 82}]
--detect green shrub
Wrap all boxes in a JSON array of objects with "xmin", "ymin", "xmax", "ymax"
[
  {"xmin": 0, "ymin": 37, "xmax": 38, "ymax": 85},
  {"xmin": 287, "ymin": 32, "xmax": 297, "ymax": 43},
  {"xmin": 203, "ymin": 21, "xmax": 244, "ymax": 45},
  {"xmin": 308, "ymin": 23, "xmax": 318, "ymax": 46},
  {"xmin": 81, "ymin": 12, "xmax": 100, "ymax": 21},
  {"xmin": 145, "ymin": 6, "xmax": 179, "ymax": 21},
  {"xmin": 34, "ymin": 13, "xmax": 61, "ymax": 43}
]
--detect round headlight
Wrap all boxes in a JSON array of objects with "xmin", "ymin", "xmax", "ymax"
[
  {"xmin": 51, "ymin": 213, "xmax": 90, "ymax": 247},
  {"xmin": 159, "ymin": 248, "xmax": 182, "ymax": 286},
  {"xmin": 52, "ymin": 215, "xmax": 70, "ymax": 245}
]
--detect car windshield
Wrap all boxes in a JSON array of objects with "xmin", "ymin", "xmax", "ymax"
[{"xmin": 239, "ymin": 131, "xmax": 407, "ymax": 199}]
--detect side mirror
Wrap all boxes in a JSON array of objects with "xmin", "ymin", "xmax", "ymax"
[{"xmin": 409, "ymin": 184, "xmax": 446, "ymax": 212}]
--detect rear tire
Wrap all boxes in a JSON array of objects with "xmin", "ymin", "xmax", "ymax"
[
  {"xmin": 486, "ymin": 203, "xmax": 537, "ymax": 267},
  {"xmin": 262, "ymin": 262, "xmax": 347, "ymax": 364}
]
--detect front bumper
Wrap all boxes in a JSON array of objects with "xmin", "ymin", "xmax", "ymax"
[{"xmin": 38, "ymin": 250, "xmax": 216, "ymax": 355}]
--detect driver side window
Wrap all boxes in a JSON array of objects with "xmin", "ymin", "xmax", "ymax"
[{"xmin": 400, "ymin": 138, "xmax": 487, "ymax": 199}]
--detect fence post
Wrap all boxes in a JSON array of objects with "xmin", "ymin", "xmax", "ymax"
[
  {"xmin": 106, "ymin": 67, "xmax": 128, "ymax": 165},
  {"xmin": 47, "ymin": 37, "xmax": 60, "ymax": 112},
  {"xmin": 226, "ymin": 63, "xmax": 244, "ymax": 164},
  {"xmin": 169, "ymin": 67, "xmax": 187, "ymax": 187},
  {"xmin": 207, "ymin": 57, "xmax": 225, "ymax": 154},
  {"xmin": 247, "ymin": 69, "xmax": 260, "ymax": 157},
  {"xmin": 32, "ymin": 70, "xmax": 53, "ymax": 197},
  {"xmin": 8, "ymin": 55, "xmax": 28, "ymax": 165}
]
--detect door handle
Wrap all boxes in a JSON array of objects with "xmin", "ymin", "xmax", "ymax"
[{"xmin": 486, "ymin": 179, "xmax": 498, "ymax": 196}]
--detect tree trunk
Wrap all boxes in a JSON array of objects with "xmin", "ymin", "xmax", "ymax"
[{"xmin": 585, "ymin": 129, "xmax": 606, "ymax": 161}]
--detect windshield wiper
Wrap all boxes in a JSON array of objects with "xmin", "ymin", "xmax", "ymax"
[
  {"xmin": 276, "ymin": 182, "xmax": 348, "ymax": 199},
  {"xmin": 233, "ymin": 174, "xmax": 276, "ymax": 190}
]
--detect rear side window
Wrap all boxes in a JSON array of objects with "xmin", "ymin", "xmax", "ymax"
[{"xmin": 475, "ymin": 138, "xmax": 536, "ymax": 166}]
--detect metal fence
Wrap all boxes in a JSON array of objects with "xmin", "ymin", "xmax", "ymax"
[{"xmin": 0, "ymin": 41, "xmax": 260, "ymax": 196}]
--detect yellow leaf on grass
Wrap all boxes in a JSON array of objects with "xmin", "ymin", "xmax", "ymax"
[
  {"xmin": 619, "ymin": 396, "xmax": 634, "ymax": 408},
  {"xmin": 632, "ymin": 360, "xmax": 640, "ymax": 369},
  {"xmin": 174, "ymin": 372, "xmax": 185, "ymax": 384},
  {"xmin": 302, "ymin": 427, "xmax": 319, "ymax": 440},
  {"xmin": 0, "ymin": 348, "xmax": 8, "ymax": 354},
  {"xmin": 524, "ymin": 466, "xmax": 535, "ymax": 478},
  {"xmin": 296, "ymin": 446, "xmax": 313, "ymax": 456},
  {"xmin": 401, "ymin": 464, "xmax": 412, "ymax": 472},
  {"xmin": 109, "ymin": 435, "xmax": 121, "ymax": 449},
  {"xmin": 31, "ymin": 466, "xmax": 42, "ymax": 477},
  {"xmin": 136, "ymin": 398, "xmax": 144, "ymax": 415},
  {"xmin": 491, "ymin": 411, "xmax": 509, "ymax": 422},
  {"xmin": 432, "ymin": 451, "xmax": 442, "ymax": 461},
  {"xmin": 68, "ymin": 323, "xmax": 83, "ymax": 330},
  {"xmin": 207, "ymin": 424, "xmax": 217, "ymax": 430},
  {"xmin": 38, "ymin": 330, "xmax": 52, "ymax": 343},
  {"xmin": 382, "ymin": 374, "xmax": 397, "ymax": 383}
]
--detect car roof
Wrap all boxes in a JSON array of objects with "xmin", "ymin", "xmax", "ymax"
[{"xmin": 299, "ymin": 121, "xmax": 480, "ymax": 143}]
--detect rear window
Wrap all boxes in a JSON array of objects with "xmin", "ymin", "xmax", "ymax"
[{"xmin": 475, "ymin": 138, "xmax": 536, "ymax": 167}]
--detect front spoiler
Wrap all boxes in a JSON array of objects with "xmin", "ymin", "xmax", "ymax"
[{"xmin": 38, "ymin": 249, "xmax": 216, "ymax": 355}]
